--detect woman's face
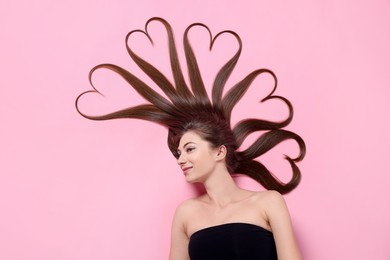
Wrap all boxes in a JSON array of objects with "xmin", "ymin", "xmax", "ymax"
[{"xmin": 176, "ymin": 131, "xmax": 219, "ymax": 183}]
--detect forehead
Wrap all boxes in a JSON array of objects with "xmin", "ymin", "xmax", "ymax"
[{"xmin": 178, "ymin": 131, "xmax": 204, "ymax": 147}]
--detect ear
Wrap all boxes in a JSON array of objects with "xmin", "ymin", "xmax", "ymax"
[{"xmin": 215, "ymin": 145, "xmax": 227, "ymax": 161}]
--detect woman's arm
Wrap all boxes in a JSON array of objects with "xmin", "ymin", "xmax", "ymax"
[
  {"xmin": 265, "ymin": 190, "xmax": 301, "ymax": 260},
  {"xmin": 169, "ymin": 203, "xmax": 190, "ymax": 260}
]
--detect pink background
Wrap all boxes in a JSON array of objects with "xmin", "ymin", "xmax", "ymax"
[{"xmin": 1, "ymin": 0, "xmax": 389, "ymax": 259}]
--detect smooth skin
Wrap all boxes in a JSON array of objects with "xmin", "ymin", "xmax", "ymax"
[{"xmin": 169, "ymin": 131, "xmax": 301, "ymax": 260}]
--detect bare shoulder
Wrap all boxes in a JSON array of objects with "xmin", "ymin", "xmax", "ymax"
[
  {"xmin": 170, "ymin": 198, "xmax": 201, "ymax": 260},
  {"xmin": 253, "ymin": 190, "xmax": 285, "ymax": 204},
  {"xmin": 173, "ymin": 197, "xmax": 204, "ymax": 222},
  {"xmin": 262, "ymin": 190, "xmax": 285, "ymax": 202},
  {"xmin": 252, "ymin": 190, "xmax": 288, "ymax": 215},
  {"xmin": 176, "ymin": 196, "xmax": 205, "ymax": 210},
  {"xmin": 254, "ymin": 191, "xmax": 301, "ymax": 259}
]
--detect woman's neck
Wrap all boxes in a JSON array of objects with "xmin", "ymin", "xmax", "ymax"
[{"xmin": 202, "ymin": 169, "xmax": 246, "ymax": 208}]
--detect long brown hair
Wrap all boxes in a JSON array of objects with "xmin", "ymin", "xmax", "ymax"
[{"xmin": 76, "ymin": 17, "xmax": 306, "ymax": 194}]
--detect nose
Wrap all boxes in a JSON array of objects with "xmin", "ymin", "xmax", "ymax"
[{"xmin": 177, "ymin": 153, "xmax": 186, "ymax": 165}]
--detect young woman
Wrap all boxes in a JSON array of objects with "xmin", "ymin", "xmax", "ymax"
[{"xmin": 76, "ymin": 17, "xmax": 305, "ymax": 260}]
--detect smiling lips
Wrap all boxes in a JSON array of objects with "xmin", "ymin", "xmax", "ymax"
[{"xmin": 181, "ymin": 166, "xmax": 193, "ymax": 174}]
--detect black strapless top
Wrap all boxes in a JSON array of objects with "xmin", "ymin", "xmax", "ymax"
[{"xmin": 188, "ymin": 223, "xmax": 277, "ymax": 260}]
